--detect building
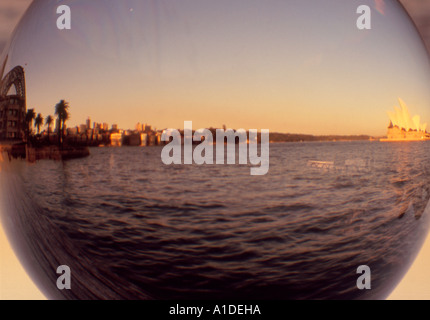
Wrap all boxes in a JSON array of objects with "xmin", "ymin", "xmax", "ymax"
[
  {"xmin": 135, "ymin": 122, "xmax": 144, "ymax": 132},
  {"xmin": 0, "ymin": 96, "xmax": 25, "ymax": 140},
  {"xmin": 148, "ymin": 134, "xmax": 156, "ymax": 146},
  {"xmin": 381, "ymin": 99, "xmax": 430, "ymax": 141},
  {"xmin": 140, "ymin": 133, "xmax": 148, "ymax": 146},
  {"xmin": 384, "ymin": 124, "xmax": 430, "ymax": 141},
  {"xmin": 128, "ymin": 133, "xmax": 141, "ymax": 146},
  {"xmin": 110, "ymin": 133, "xmax": 123, "ymax": 147},
  {"xmin": 0, "ymin": 61, "xmax": 26, "ymax": 141},
  {"xmin": 67, "ymin": 127, "xmax": 79, "ymax": 135},
  {"xmin": 79, "ymin": 124, "xmax": 87, "ymax": 133}
]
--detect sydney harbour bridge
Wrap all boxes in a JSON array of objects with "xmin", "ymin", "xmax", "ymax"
[{"xmin": 0, "ymin": 55, "xmax": 26, "ymax": 141}]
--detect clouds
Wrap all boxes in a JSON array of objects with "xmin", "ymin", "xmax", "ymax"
[{"xmin": 0, "ymin": 0, "xmax": 32, "ymax": 53}]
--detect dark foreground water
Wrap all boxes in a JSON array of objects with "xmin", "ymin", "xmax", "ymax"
[{"xmin": 1, "ymin": 141, "xmax": 430, "ymax": 299}]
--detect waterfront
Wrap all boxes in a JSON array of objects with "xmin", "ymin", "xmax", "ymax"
[
  {"xmin": 1, "ymin": 141, "xmax": 430, "ymax": 299},
  {"xmin": 2, "ymin": 0, "xmax": 430, "ymax": 301}
]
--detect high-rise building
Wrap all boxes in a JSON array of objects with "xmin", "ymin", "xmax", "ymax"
[
  {"xmin": 135, "ymin": 122, "xmax": 144, "ymax": 132},
  {"xmin": 79, "ymin": 124, "xmax": 87, "ymax": 133}
]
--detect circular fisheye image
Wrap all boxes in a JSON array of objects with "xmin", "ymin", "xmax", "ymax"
[{"xmin": 1, "ymin": 0, "xmax": 430, "ymax": 300}]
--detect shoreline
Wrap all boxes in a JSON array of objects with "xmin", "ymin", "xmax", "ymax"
[
  {"xmin": 380, "ymin": 138, "xmax": 430, "ymax": 142},
  {"xmin": 0, "ymin": 143, "xmax": 90, "ymax": 162}
]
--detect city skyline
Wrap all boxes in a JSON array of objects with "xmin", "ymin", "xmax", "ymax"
[{"xmin": 21, "ymin": 98, "xmax": 430, "ymax": 137}]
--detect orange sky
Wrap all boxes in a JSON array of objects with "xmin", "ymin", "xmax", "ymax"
[{"xmin": 2, "ymin": 0, "xmax": 430, "ymax": 136}]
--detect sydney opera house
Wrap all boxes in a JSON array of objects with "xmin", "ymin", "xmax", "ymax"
[{"xmin": 382, "ymin": 98, "xmax": 430, "ymax": 141}]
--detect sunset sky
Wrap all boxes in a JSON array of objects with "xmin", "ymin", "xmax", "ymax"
[{"xmin": 1, "ymin": 0, "xmax": 429, "ymax": 136}]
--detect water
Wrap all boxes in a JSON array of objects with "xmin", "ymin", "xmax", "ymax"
[{"xmin": 1, "ymin": 141, "xmax": 430, "ymax": 300}]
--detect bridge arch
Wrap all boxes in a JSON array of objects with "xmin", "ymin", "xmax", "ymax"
[{"xmin": 0, "ymin": 66, "xmax": 26, "ymax": 99}]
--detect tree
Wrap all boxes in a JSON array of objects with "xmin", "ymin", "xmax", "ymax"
[
  {"xmin": 45, "ymin": 115, "xmax": 54, "ymax": 142},
  {"xmin": 55, "ymin": 100, "xmax": 70, "ymax": 148},
  {"xmin": 34, "ymin": 113, "xmax": 44, "ymax": 135},
  {"xmin": 25, "ymin": 108, "xmax": 36, "ymax": 142}
]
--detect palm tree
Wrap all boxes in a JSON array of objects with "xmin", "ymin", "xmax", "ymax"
[
  {"xmin": 45, "ymin": 115, "xmax": 54, "ymax": 142},
  {"xmin": 25, "ymin": 109, "xmax": 36, "ymax": 142},
  {"xmin": 55, "ymin": 100, "xmax": 70, "ymax": 148},
  {"xmin": 34, "ymin": 113, "xmax": 44, "ymax": 135}
]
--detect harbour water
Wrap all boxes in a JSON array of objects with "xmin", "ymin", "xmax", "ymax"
[{"xmin": 1, "ymin": 141, "xmax": 430, "ymax": 299}]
